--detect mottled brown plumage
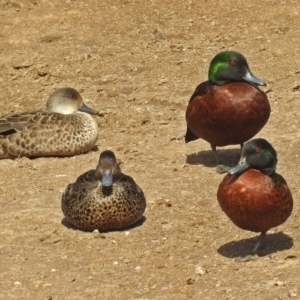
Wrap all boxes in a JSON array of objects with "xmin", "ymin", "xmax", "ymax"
[
  {"xmin": 0, "ymin": 87, "xmax": 99, "ymax": 159},
  {"xmin": 61, "ymin": 150, "xmax": 146, "ymax": 231}
]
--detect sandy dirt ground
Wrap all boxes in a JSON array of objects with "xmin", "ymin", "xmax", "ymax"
[{"xmin": 1, "ymin": 0, "xmax": 300, "ymax": 299}]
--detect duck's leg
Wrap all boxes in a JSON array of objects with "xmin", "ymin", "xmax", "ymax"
[
  {"xmin": 251, "ymin": 232, "xmax": 266, "ymax": 255},
  {"xmin": 235, "ymin": 232, "xmax": 267, "ymax": 262},
  {"xmin": 211, "ymin": 144, "xmax": 231, "ymax": 174}
]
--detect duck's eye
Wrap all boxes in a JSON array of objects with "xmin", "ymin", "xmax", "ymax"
[
  {"xmin": 255, "ymin": 147, "xmax": 262, "ymax": 153},
  {"xmin": 66, "ymin": 92, "xmax": 77, "ymax": 99},
  {"xmin": 229, "ymin": 60, "xmax": 236, "ymax": 66}
]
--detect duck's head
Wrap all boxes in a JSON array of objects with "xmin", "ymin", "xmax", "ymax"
[
  {"xmin": 95, "ymin": 150, "xmax": 122, "ymax": 187},
  {"xmin": 46, "ymin": 87, "xmax": 98, "ymax": 115},
  {"xmin": 208, "ymin": 51, "xmax": 266, "ymax": 86},
  {"xmin": 228, "ymin": 138, "xmax": 277, "ymax": 176}
]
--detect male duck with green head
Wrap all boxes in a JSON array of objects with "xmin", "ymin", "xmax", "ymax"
[
  {"xmin": 185, "ymin": 51, "xmax": 270, "ymax": 173},
  {"xmin": 217, "ymin": 138, "xmax": 293, "ymax": 261}
]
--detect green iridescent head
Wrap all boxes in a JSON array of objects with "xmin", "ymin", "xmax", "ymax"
[
  {"xmin": 208, "ymin": 51, "xmax": 266, "ymax": 86},
  {"xmin": 229, "ymin": 138, "xmax": 277, "ymax": 176}
]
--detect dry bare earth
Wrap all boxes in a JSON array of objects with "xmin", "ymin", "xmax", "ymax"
[{"xmin": 1, "ymin": 0, "xmax": 300, "ymax": 299}]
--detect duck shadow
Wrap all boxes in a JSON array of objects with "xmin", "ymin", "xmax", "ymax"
[
  {"xmin": 186, "ymin": 148, "xmax": 241, "ymax": 168},
  {"xmin": 90, "ymin": 145, "xmax": 100, "ymax": 152},
  {"xmin": 218, "ymin": 232, "xmax": 293, "ymax": 258},
  {"xmin": 27, "ymin": 146, "xmax": 100, "ymax": 160},
  {"xmin": 61, "ymin": 215, "xmax": 147, "ymax": 233}
]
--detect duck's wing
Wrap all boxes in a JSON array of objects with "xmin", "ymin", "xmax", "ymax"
[
  {"xmin": 187, "ymin": 81, "xmax": 211, "ymax": 104},
  {"xmin": 0, "ymin": 113, "xmax": 31, "ymax": 133},
  {"xmin": 0, "ymin": 111, "xmax": 71, "ymax": 135},
  {"xmin": 62, "ymin": 170, "xmax": 97, "ymax": 202},
  {"xmin": 189, "ymin": 81, "xmax": 212, "ymax": 104},
  {"xmin": 117, "ymin": 174, "xmax": 146, "ymax": 197},
  {"xmin": 185, "ymin": 81, "xmax": 212, "ymax": 143},
  {"xmin": 75, "ymin": 170, "xmax": 97, "ymax": 185}
]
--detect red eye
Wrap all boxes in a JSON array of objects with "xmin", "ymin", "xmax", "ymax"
[
  {"xmin": 255, "ymin": 147, "xmax": 262, "ymax": 153},
  {"xmin": 229, "ymin": 60, "xmax": 236, "ymax": 66}
]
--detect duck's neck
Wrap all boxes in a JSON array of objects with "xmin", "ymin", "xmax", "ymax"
[
  {"xmin": 257, "ymin": 166, "xmax": 276, "ymax": 176},
  {"xmin": 102, "ymin": 185, "xmax": 113, "ymax": 196}
]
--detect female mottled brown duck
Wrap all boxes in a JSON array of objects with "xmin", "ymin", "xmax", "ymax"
[
  {"xmin": 185, "ymin": 51, "xmax": 270, "ymax": 173},
  {"xmin": 0, "ymin": 87, "xmax": 99, "ymax": 159},
  {"xmin": 61, "ymin": 150, "xmax": 146, "ymax": 232},
  {"xmin": 217, "ymin": 139, "xmax": 293, "ymax": 259}
]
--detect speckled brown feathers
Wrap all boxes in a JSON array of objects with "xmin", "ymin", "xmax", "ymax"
[
  {"xmin": 61, "ymin": 152, "xmax": 146, "ymax": 231},
  {"xmin": 217, "ymin": 169, "xmax": 293, "ymax": 233},
  {"xmin": 0, "ymin": 112, "xmax": 98, "ymax": 158},
  {"xmin": 185, "ymin": 81, "xmax": 270, "ymax": 146}
]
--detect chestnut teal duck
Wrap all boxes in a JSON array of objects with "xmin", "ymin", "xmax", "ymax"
[
  {"xmin": 185, "ymin": 51, "xmax": 270, "ymax": 173},
  {"xmin": 217, "ymin": 139, "xmax": 293, "ymax": 260}
]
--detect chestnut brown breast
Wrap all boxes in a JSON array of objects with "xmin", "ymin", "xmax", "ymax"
[
  {"xmin": 186, "ymin": 82, "xmax": 270, "ymax": 146},
  {"xmin": 217, "ymin": 169, "xmax": 293, "ymax": 232}
]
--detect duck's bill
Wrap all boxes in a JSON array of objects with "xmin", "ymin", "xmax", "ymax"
[
  {"xmin": 102, "ymin": 169, "xmax": 113, "ymax": 187},
  {"xmin": 228, "ymin": 157, "xmax": 250, "ymax": 175},
  {"xmin": 242, "ymin": 70, "xmax": 266, "ymax": 86},
  {"xmin": 79, "ymin": 102, "xmax": 99, "ymax": 115}
]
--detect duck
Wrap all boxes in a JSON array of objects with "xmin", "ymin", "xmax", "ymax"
[
  {"xmin": 217, "ymin": 138, "xmax": 293, "ymax": 259},
  {"xmin": 0, "ymin": 87, "xmax": 100, "ymax": 159},
  {"xmin": 185, "ymin": 51, "xmax": 270, "ymax": 173},
  {"xmin": 61, "ymin": 150, "xmax": 146, "ymax": 231}
]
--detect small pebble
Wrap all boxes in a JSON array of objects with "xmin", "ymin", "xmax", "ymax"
[
  {"xmin": 187, "ymin": 277, "xmax": 195, "ymax": 285},
  {"xmin": 195, "ymin": 266, "xmax": 207, "ymax": 275},
  {"xmin": 164, "ymin": 199, "xmax": 172, "ymax": 207},
  {"xmin": 14, "ymin": 281, "xmax": 21, "ymax": 285},
  {"xmin": 275, "ymin": 280, "xmax": 284, "ymax": 286},
  {"xmin": 288, "ymin": 289, "xmax": 298, "ymax": 297},
  {"xmin": 153, "ymin": 28, "xmax": 165, "ymax": 40},
  {"xmin": 162, "ymin": 223, "xmax": 172, "ymax": 230}
]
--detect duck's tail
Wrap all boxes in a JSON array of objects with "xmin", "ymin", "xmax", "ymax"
[{"xmin": 184, "ymin": 127, "xmax": 199, "ymax": 143}]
